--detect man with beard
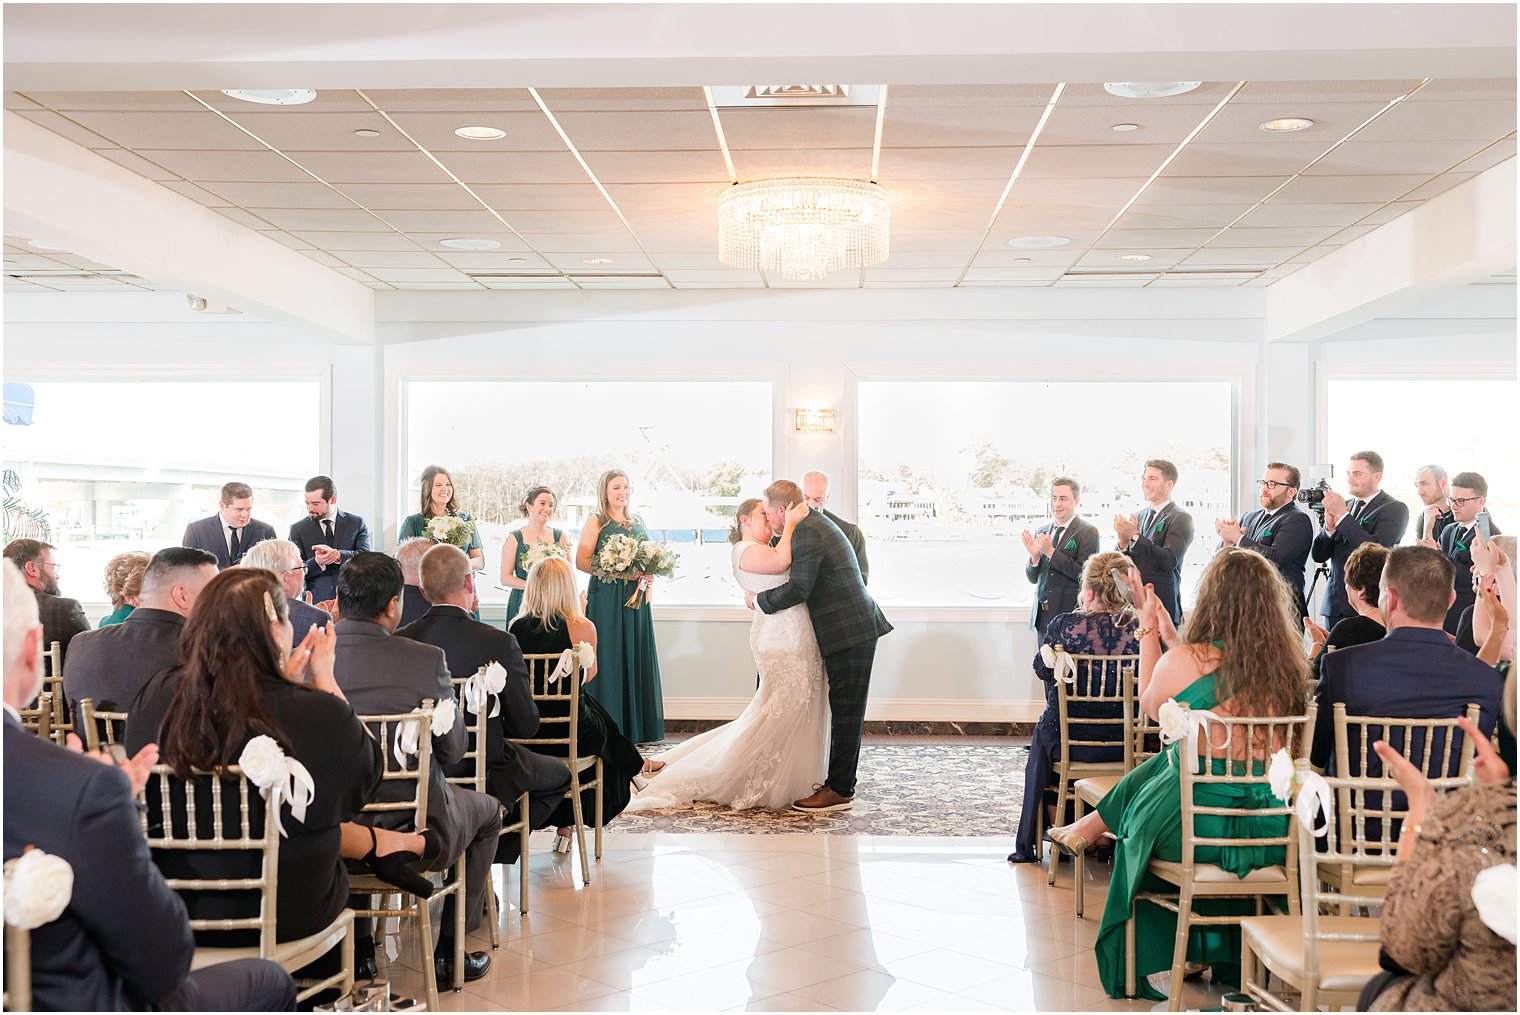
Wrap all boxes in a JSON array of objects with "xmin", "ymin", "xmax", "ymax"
[
  {"xmin": 289, "ymin": 475, "xmax": 371, "ymax": 604},
  {"xmin": 3, "ymin": 538, "xmax": 88, "ymax": 660},
  {"xmin": 1216, "ymin": 462, "xmax": 1314, "ymax": 624}
]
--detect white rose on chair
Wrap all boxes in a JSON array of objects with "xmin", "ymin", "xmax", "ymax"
[
  {"xmin": 430, "ymin": 699, "xmax": 458, "ymax": 737},
  {"xmin": 239, "ymin": 734, "xmax": 289, "ymax": 790},
  {"xmin": 1267, "ymin": 748, "xmax": 1296, "ymax": 803},
  {"xmin": 1156, "ymin": 698, "xmax": 1190, "ymax": 745},
  {"xmin": 3, "ymin": 848, "xmax": 74, "ymax": 930},
  {"xmin": 1473, "ymin": 864, "xmax": 1518, "ymax": 944}
]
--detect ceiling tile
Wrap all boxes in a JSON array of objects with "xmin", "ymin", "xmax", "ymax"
[
  {"xmin": 1236, "ymin": 203, "xmax": 1384, "ymax": 229},
  {"xmin": 217, "ymin": 110, "xmax": 415, "ymax": 151},
  {"xmin": 1358, "ymin": 201, "xmax": 1421, "ymax": 225},
  {"xmin": 64, "ymin": 110, "xmax": 266, "ymax": 150},
  {"xmin": 892, "ymin": 231, "xmax": 991, "ymax": 252},
  {"xmin": 379, "ymin": 210, "xmax": 515, "ymax": 233},
  {"xmin": 383, "ymin": 281, "xmax": 485, "ymax": 290},
  {"xmin": 1020, "ymin": 144, "xmax": 1177, "ymax": 178},
  {"xmin": 255, "ymin": 230, "xmax": 316, "ymax": 250},
  {"xmin": 663, "ymin": 269, "xmax": 763, "ymax": 283},
  {"xmin": 578, "ymin": 150, "xmax": 730, "ymax": 183},
  {"xmin": 1092, "ymin": 228, "xmax": 1220, "ymax": 249},
  {"xmin": 718, "ymin": 107, "xmax": 879, "ymax": 149},
  {"xmin": 889, "ymin": 84, "xmax": 1055, "ymax": 107},
  {"xmin": 1286, "ymin": 245, "xmax": 1341, "ymax": 264},
  {"xmin": 572, "ymin": 277, "xmax": 671, "ymax": 289},
  {"xmin": 133, "ymin": 149, "xmax": 313, "ymax": 182},
  {"xmin": 1075, "ymin": 249, "xmax": 1194, "ymax": 269},
  {"xmin": 20, "ymin": 91, "xmax": 204, "ymax": 111},
  {"xmin": 962, "ymin": 266, "xmax": 1067, "ymax": 281},
  {"xmin": 729, "ymin": 147, "xmax": 872, "ymax": 178},
  {"xmin": 93, "ymin": 149, "xmax": 182, "ymax": 181},
  {"xmin": 476, "ymin": 184, "xmax": 626, "ymax": 210},
  {"xmin": 403, "ymin": 232, "xmax": 532, "ymax": 253},
  {"xmin": 881, "ymin": 105, "xmax": 1042, "ymax": 148},
  {"xmin": 1136, "ymin": 175, "xmax": 1292, "ymax": 204},
  {"xmin": 1038, "ymin": 103, "xmax": 1215, "ymax": 147},
  {"xmin": 286, "ymin": 150, "xmax": 455, "ymax": 184},
  {"xmin": 513, "ymin": 233, "xmax": 645, "ymax": 252},
  {"xmin": 212, "ymin": 207, "xmax": 276, "ymax": 229},
  {"xmin": 1164, "ymin": 142, "xmax": 1328, "ymax": 177},
  {"xmin": 207, "ymin": 181, "xmax": 384, "ymax": 210},
  {"xmin": 1232, "ymin": 80, "xmax": 1421, "ymax": 104},
  {"xmin": 1407, "ymin": 79, "xmax": 1518, "ymax": 102},
  {"xmin": 385, "ymin": 111, "xmax": 568, "ymax": 151},
  {"xmin": 435, "ymin": 149, "xmax": 594, "ymax": 185},
  {"xmin": 194, "ymin": 89, "xmax": 374, "ymax": 113},
  {"xmin": 244, "ymin": 207, "xmax": 389, "ymax": 231},
  {"xmin": 1356, "ymin": 99, "xmax": 1517, "ymax": 143},
  {"xmin": 1056, "ymin": 82, "xmax": 1238, "ymax": 106},
  {"xmin": 969, "ymin": 248, "xmax": 1082, "ymax": 268},
  {"xmin": 875, "ymin": 146, "xmax": 1020, "ymax": 180},
  {"xmin": 484, "ymin": 210, "xmax": 627, "ymax": 233},
  {"xmin": 540, "ymin": 252, "xmax": 654, "ymax": 271},
  {"xmin": 643, "ymin": 253, "xmax": 734, "ymax": 270},
  {"xmin": 1055, "ymin": 276, "xmax": 1155, "ymax": 287},
  {"xmin": 1399, "ymin": 173, "xmax": 1476, "ymax": 201},
  {"xmin": 1450, "ymin": 138, "xmax": 1516, "ymax": 173},
  {"xmin": 480, "ymin": 278, "xmax": 578, "ymax": 289},
  {"xmin": 861, "ymin": 268, "xmax": 963, "ymax": 282},
  {"xmin": 618, "ymin": 207, "xmax": 715, "ymax": 233},
  {"xmin": 959, "ymin": 279, "xmax": 1053, "ymax": 287},
  {"xmin": 5, "ymin": 92, "xmax": 42, "ymax": 109},
  {"xmin": 363, "ymin": 88, "xmax": 538, "ymax": 112},
  {"xmin": 1303, "ymin": 139, "xmax": 1497, "ymax": 175},
  {"xmin": 363, "ymin": 267, "xmax": 472, "ymax": 283},
  {"xmin": 1148, "ymin": 277, "xmax": 1248, "ymax": 287},
  {"xmin": 342, "ymin": 251, "xmax": 459, "ymax": 269},
  {"xmin": 1193, "ymin": 101, "xmax": 1388, "ymax": 144},
  {"xmin": 1118, "ymin": 204, "xmax": 1256, "ymax": 230},
  {"xmin": 14, "ymin": 110, "xmax": 118, "ymax": 148},
  {"xmin": 1325, "ymin": 224, "xmax": 1380, "ymax": 243},
  {"xmin": 298, "ymin": 249, "xmax": 348, "ymax": 267},
  {"xmin": 1182, "ymin": 246, "xmax": 1303, "ymax": 265},
  {"xmin": 552, "ymin": 110, "xmax": 720, "ymax": 151},
  {"xmin": 157, "ymin": 180, "xmax": 232, "ymax": 206},
  {"xmin": 1209, "ymin": 226, "xmax": 1339, "ymax": 247},
  {"xmin": 289, "ymin": 231, "xmax": 421, "ymax": 251},
  {"xmin": 431, "ymin": 251, "xmax": 550, "ymax": 270},
  {"xmin": 535, "ymin": 87, "xmax": 708, "ymax": 111},
  {"xmin": 1268, "ymin": 174, "xmax": 1429, "ymax": 203}
]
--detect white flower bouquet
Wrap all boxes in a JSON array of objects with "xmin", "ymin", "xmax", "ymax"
[
  {"xmin": 594, "ymin": 534, "xmax": 679, "ymax": 608},
  {"xmin": 593, "ymin": 533, "xmax": 642, "ymax": 582},
  {"xmin": 522, "ymin": 541, "xmax": 568, "ymax": 572},
  {"xmin": 427, "ymin": 514, "xmax": 475, "ymax": 548}
]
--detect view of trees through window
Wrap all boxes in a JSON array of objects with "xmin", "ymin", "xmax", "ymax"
[
  {"xmin": 857, "ymin": 380, "xmax": 1235, "ymax": 608},
  {"xmin": 405, "ymin": 380, "xmax": 773, "ymax": 606}
]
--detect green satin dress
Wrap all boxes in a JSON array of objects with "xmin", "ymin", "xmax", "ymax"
[
  {"xmin": 1093, "ymin": 666, "xmax": 1289, "ymax": 1000},
  {"xmin": 504, "ymin": 527, "xmax": 563, "ymax": 624},
  {"xmin": 583, "ymin": 515, "xmax": 664, "ymax": 744}
]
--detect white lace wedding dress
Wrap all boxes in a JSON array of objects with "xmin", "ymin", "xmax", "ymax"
[{"xmin": 625, "ymin": 539, "xmax": 828, "ymax": 811}]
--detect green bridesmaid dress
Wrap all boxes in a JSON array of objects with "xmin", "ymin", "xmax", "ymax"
[
  {"xmin": 1093, "ymin": 662, "xmax": 1289, "ymax": 1000},
  {"xmin": 504, "ymin": 527, "xmax": 563, "ymax": 623},
  {"xmin": 583, "ymin": 515, "xmax": 664, "ymax": 744}
]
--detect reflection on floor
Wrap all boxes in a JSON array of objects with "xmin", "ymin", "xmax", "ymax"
[{"xmin": 375, "ymin": 831, "xmax": 1232, "ymax": 1012}]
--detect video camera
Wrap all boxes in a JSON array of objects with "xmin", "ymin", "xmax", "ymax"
[{"xmin": 1296, "ymin": 465, "xmax": 1335, "ymax": 520}]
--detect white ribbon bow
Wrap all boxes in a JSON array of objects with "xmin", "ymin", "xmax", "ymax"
[
  {"xmin": 394, "ymin": 710, "xmax": 424, "ymax": 767},
  {"xmin": 1268, "ymin": 748, "xmax": 1335, "ymax": 836},
  {"xmin": 463, "ymin": 662, "xmax": 506, "ymax": 717},
  {"xmin": 238, "ymin": 735, "xmax": 315, "ymax": 839},
  {"xmin": 548, "ymin": 642, "xmax": 597, "ymax": 685},
  {"xmin": 1039, "ymin": 644, "xmax": 1079, "ymax": 685},
  {"xmin": 1158, "ymin": 699, "xmax": 1221, "ymax": 774}
]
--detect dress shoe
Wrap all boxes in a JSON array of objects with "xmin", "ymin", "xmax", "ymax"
[
  {"xmin": 355, "ymin": 956, "xmax": 379, "ymax": 982},
  {"xmin": 1046, "ymin": 823, "xmax": 1090, "ymax": 857},
  {"xmin": 792, "ymin": 785, "xmax": 853, "ymax": 812},
  {"xmin": 435, "ymin": 947, "xmax": 491, "ymax": 984}
]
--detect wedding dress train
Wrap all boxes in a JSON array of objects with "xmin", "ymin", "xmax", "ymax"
[{"xmin": 625, "ymin": 539, "xmax": 828, "ymax": 811}]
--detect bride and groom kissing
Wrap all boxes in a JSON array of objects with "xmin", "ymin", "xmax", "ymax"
[{"xmin": 626, "ymin": 480, "xmax": 892, "ymax": 814}]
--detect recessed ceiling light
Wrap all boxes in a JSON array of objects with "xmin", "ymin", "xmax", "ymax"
[
  {"xmin": 1120, "ymin": 254, "xmax": 1154, "ymax": 261},
  {"xmin": 454, "ymin": 126, "xmax": 506, "ymax": 140},
  {"xmin": 506, "ymin": 257, "xmax": 530, "ymax": 263},
  {"xmin": 26, "ymin": 239, "xmax": 68, "ymax": 252},
  {"xmin": 582, "ymin": 258, "xmax": 614, "ymax": 265},
  {"xmin": 1111, "ymin": 123, "xmax": 1141, "ymax": 132},
  {"xmin": 438, "ymin": 238, "xmax": 501, "ymax": 251},
  {"xmin": 353, "ymin": 129, "xmax": 382, "ymax": 138},
  {"xmin": 1103, "ymin": 81, "xmax": 1203, "ymax": 99},
  {"xmin": 1007, "ymin": 235, "xmax": 1071, "ymax": 249},
  {"xmin": 1259, "ymin": 117, "xmax": 1315, "ymax": 132},
  {"xmin": 1009, "ymin": 257, "xmax": 1033, "ymax": 263},
  {"xmin": 220, "ymin": 89, "xmax": 317, "ymax": 106}
]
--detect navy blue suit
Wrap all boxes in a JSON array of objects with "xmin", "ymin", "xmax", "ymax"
[
  {"xmin": 1125, "ymin": 503, "xmax": 1194, "ymax": 624},
  {"xmin": 286, "ymin": 596, "xmax": 332, "ymax": 646},
  {"xmin": 1439, "ymin": 516, "xmax": 1501, "ymax": 634},
  {"xmin": 181, "ymin": 514, "xmax": 276, "ymax": 569},
  {"xmin": 1237, "ymin": 503, "xmax": 1314, "ymax": 622},
  {"xmin": 289, "ymin": 510, "xmax": 372, "ymax": 603},
  {"xmin": 1310, "ymin": 491, "xmax": 1408, "ymax": 627},
  {"xmin": 1024, "ymin": 516, "xmax": 1099, "ymax": 639}
]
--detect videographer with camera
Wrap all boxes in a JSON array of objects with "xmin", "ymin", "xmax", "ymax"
[
  {"xmin": 1216, "ymin": 462, "xmax": 1313, "ymax": 624},
  {"xmin": 1310, "ymin": 450, "xmax": 1410, "ymax": 629}
]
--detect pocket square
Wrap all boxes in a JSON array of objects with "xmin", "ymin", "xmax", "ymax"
[{"xmin": 1063, "ymin": 538, "xmax": 1078, "ymax": 550}]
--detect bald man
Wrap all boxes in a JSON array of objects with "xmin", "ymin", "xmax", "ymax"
[{"xmin": 800, "ymin": 471, "xmax": 869, "ymax": 585}]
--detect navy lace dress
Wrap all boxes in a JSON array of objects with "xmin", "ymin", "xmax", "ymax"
[{"xmin": 1009, "ymin": 611, "xmax": 1138, "ymax": 862}]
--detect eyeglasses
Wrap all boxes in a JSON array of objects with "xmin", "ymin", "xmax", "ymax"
[
  {"xmin": 1255, "ymin": 480, "xmax": 1294, "ymax": 491},
  {"xmin": 1449, "ymin": 496, "xmax": 1484, "ymax": 507},
  {"xmin": 39, "ymin": 561, "xmax": 61, "ymax": 572}
]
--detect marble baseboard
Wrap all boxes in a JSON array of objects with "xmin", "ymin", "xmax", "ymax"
[{"xmin": 661, "ymin": 718, "xmax": 1034, "ymax": 737}]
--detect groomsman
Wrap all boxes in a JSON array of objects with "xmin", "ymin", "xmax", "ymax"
[
  {"xmin": 1411, "ymin": 464, "xmax": 1454, "ymax": 544},
  {"xmin": 288, "ymin": 475, "xmax": 371, "ymax": 603},
  {"xmin": 1022, "ymin": 477, "xmax": 1098, "ymax": 639},
  {"xmin": 1115, "ymin": 459, "xmax": 1194, "ymax": 624},
  {"xmin": 1217, "ymin": 462, "xmax": 1314, "ymax": 623},
  {"xmin": 801, "ymin": 471, "xmax": 869, "ymax": 584},
  {"xmin": 1434, "ymin": 471, "xmax": 1501, "ymax": 634},
  {"xmin": 1311, "ymin": 450, "xmax": 1409, "ymax": 629},
  {"xmin": 181, "ymin": 481, "xmax": 275, "ymax": 568}
]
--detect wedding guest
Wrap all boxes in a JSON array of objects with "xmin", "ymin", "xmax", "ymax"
[
  {"xmin": 4, "ymin": 538, "xmax": 90, "ymax": 661},
  {"xmin": 181, "ymin": 481, "xmax": 276, "ymax": 568},
  {"xmin": 1217, "ymin": 462, "xmax": 1313, "ymax": 623},
  {"xmin": 1008, "ymin": 551, "xmax": 1138, "ymax": 864},
  {"xmin": 98, "ymin": 550, "xmax": 149, "ymax": 627},
  {"xmin": 510, "ymin": 556, "xmax": 645, "ymax": 849},
  {"xmin": 396, "ymin": 536, "xmax": 434, "ymax": 627},
  {"xmin": 397, "ymin": 465, "xmax": 484, "ymax": 570},
  {"xmin": 500, "ymin": 486, "xmax": 573, "ymax": 622},
  {"xmin": 1114, "ymin": 459, "xmax": 1194, "ymax": 625},
  {"xmin": 1046, "ymin": 547, "xmax": 1310, "ymax": 1000},
  {"xmin": 289, "ymin": 475, "xmax": 371, "ymax": 604},
  {"xmin": 1410, "ymin": 464, "xmax": 1453, "ymax": 544},
  {"xmin": 63, "ymin": 547, "xmax": 217, "ymax": 715},
  {"xmin": 1436, "ymin": 471, "xmax": 1501, "ymax": 633},
  {"xmin": 399, "ymin": 544, "xmax": 571, "ymax": 862},
  {"xmin": 1310, "ymin": 451, "xmax": 1408, "ymax": 629},
  {"xmin": 1023, "ymin": 476, "xmax": 1099, "ymax": 639},
  {"xmin": 4, "ymin": 562, "xmax": 298, "ymax": 1012},
  {"xmin": 1303, "ymin": 542, "xmax": 1389, "ymax": 680},
  {"xmin": 241, "ymin": 539, "xmax": 331, "ymax": 645},
  {"xmin": 124, "ymin": 569, "xmax": 404, "ymax": 964},
  {"xmin": 1471, "ymin": 535, "xmax": 1516, "ymax": 665},
  {"xmin": 1358, "ymin": 675, "xmax": 1516, "ymax": 1012},
  {"xmin": 801, "ymin": 470, "xmax": 869, "ymax": 584},
  {"xmin": 575, "ymin": 469, "xmax": 664, "ymax": 744},
  {"xmin": 331, "ymin": 552, "xmax": 498, "ymax": 983}
]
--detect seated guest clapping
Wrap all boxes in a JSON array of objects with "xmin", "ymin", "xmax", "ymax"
[
  {"xmin": 63, "ymin": 546, "xmax": 218, "ymax": 715},
  {"xmin": 332, "ymin": 552, "xmax": 501, "ymax": 984},
  {"xmin": 241, "ymin": 539, "xmax": 332, "ymax": 645},
  {"xmin": 396, "ymin": 536, "xmax": 434, "ymax": 628},
  {"xmin": 1304, "ymin": 542, "xmax": 1389, "ymax": 679},
  {"xmin": 1008, "ymin": 551, "xmax": 1140, "ymax": 864},
  {"xmin": 99, "ymin": 550, "xmax": 150, "ymax": 627},
  {"xmin": 397, "ymin": 544, "xmax": 571, "ymax": 862},
  {"xmin": 1358, "ymin": 672, "xmax": 1516, "ymax": 1012},
  {"xmin": 1045, "ymin": 547, "xmax": 1311, "ymax": 1000},
  {"xmin": 1312, "ymin": 546, "xmax": 1504, "ymax": 775},
  {"xmin": 4, "ymin": 562, "xmax": 298, "ymax": 1012}
]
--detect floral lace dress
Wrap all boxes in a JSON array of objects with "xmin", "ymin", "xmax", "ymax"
[{"xmin": 625, "ymin": 539, "xmax": 829, "ymax": 811}]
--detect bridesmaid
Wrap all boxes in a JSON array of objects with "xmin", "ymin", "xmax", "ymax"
[
  {"xmin": 575, "ymin": 469, "xmax": 664, "ymax": 744},
  {"xmin": 501, "ymin": 486, "xmax": 573, "ymax": 623},
  {"xmin": 397, "ymin": 464, "xmax": 484, "ymax": 570}
]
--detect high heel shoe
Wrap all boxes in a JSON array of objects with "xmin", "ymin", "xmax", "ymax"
[
  {"xmin": 1046, "ymin": 824, "xmax": 1091, "ymax": 858},
  {"xmin": 359, "ymin": 825, "xmax": 436, "ymax": 898},
  {"xmin": 631, "ymin": 774, "xmax": 650, "ymax": 792}
]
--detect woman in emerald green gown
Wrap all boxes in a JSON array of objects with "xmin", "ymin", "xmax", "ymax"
[
  {"xmin": 396, "ymin": 465, "xmax": 484, "ymax": 570},
  {"xmin": 1046, "ymin": 547, "xmax": 1311, "ymax": 1000},
  {"xmin": 575, "ymin": 469, "xmax": 664, "ymax": 744}
]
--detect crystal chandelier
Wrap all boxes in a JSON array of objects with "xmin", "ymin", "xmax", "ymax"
[{"xmin": 718, "ymin": 177, "xmax": 890, "ymax": 280}]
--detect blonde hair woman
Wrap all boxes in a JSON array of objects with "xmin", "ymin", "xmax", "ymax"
[
  {"xmin": 574, "ymin": 469, "xmax": 663, "ymax": 743},
  {"xmin": 510, "ymin": 555, "xmax": 645, "ymax": 851},
  {"xmin": 99, "ymin": 551, "xmax": 150, "ymax": 627}
]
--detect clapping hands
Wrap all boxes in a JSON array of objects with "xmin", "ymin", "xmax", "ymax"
[
  {"xmin": 65, "ymin": 734, "xmax": 159, "ymax": 796},
  {"xmin": 312, "ymin": 545, "xmax": 341, "ymax": 567},
  {"xmin": 1215, "ymin": 516, "xmax": 1242, "ymax": 546},
  {"xmin": 1321, "ymin": 490, "xmax": 1348, "ymax": 524},
  {"xmin": 1113, "ymin": 514, "xmax": 1139, "ymax": 544}
]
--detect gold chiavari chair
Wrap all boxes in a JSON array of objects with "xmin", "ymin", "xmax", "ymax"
[
  {"xmin": 75, "ymin": 698, "xmax": 129, "ymax": 755},
  {"xmin": 15, "ymin": 691, "xmax": 53, "ymax": 743},
  {"xmin": 515, "ymin": 649, "xmax": 602, "ymax": 886},
  {"xmin": 40, "ymin": 641, "xmax": 68, "ymax": 745},
  {"xmin": 3, "ymin": 923, "xmax": 32, "ymax": 1012}
]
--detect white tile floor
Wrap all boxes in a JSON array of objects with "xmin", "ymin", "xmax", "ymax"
[{"xmin": 373, "ymin": 831, "xmax": 1233, "ymax": 1012}]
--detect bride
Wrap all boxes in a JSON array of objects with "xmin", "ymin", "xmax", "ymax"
[{"xmin": 626, "ymin": 497, "xmax": 828, "ymax": 811}]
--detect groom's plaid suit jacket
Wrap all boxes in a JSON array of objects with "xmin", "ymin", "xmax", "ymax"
[{"xmin": 756, "ymin": 511, "xmax": 891, "ymax": 654}]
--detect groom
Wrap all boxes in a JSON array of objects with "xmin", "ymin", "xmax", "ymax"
[{"xmin": 746, "ymin": 479, "xmax": 892, "ymax": 812}]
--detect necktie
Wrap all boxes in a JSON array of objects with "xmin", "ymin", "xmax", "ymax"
[
  {"xmin": 1051, "ymin": 525, "xmax": 1065, "ymax": 550},
  {"xmin": 1348, "ymin": 499, "xmax": 1363, "ymax": 520},
  {"xmin": 229, "ymin": 526, "xmax": 242, "ymax": 563},
  {"xmin": 323, "ymin": 519, "xmax": 335, "ymax": 546}
]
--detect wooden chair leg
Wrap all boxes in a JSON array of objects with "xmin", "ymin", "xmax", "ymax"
[
  {"xmin": 484, "ymin": 872, "xmax": 501, "ymax": 949},
  {"xmin": 1046, "ymin": 776, "xmax": 1065, "ymax": 887},
  {"xmin": 594, "ymin": 759, "xmax": 604, "ymax": 861},
  {"xmin": 1125, "ymin": 900, "xmax": 1137, "ymax": 999},
  {"xmin": 519, "ymin": 816, "xmax": 531, "ymax": 916},
  {"xmin": 1167, "ymin": 887, "xmax": 1192, "ymax": 1012},
  {"xmin": 570, "ymin": 770, "xmax": 591, "ymax": 885},
  {"xmin": 418, "ymin": 893, "xmax": 440, "ymax": 1012},
  {"xmin": 1074, "ymin": 796, "xmax": 1087, "ymax": 919}
]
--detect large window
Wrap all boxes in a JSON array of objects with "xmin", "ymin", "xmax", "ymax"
[
  {"xmin": 405, "ymin": 380, "xmax": 773, "ymax": 606},
  {"xmin": 857, "ymin": 380, "xmax": 1234, "ymax": 608},
  {"xmin": 3, "ymin": 379, "xmax": 323, "ymax": 604},
  {"xmin": 1325, "ymin": 376, "xmax": 1519, "ymax": 536}
]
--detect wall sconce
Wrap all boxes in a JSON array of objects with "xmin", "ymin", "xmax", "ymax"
[{"xmin": 794, "ymin": 408, "xmax": 835, "ymax": 433}]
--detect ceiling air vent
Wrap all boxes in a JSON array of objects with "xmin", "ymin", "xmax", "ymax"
[{"xmin": 709, "ymin": 85, "xmax": 881, "ymax": 107}]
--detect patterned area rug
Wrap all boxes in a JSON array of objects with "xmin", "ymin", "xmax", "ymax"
[{"xmin": 614, "ymin": 738, "xmax": 1030, "ymax": 836}]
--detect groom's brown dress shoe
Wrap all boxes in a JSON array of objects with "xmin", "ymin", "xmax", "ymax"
[{"xmin": 793, "ymin": 786, "xmax": 853, "ymax": 812}]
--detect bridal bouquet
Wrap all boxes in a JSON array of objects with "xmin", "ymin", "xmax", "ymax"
[
  {"xmin": 595, "ymin": 534, "xmax": 679, "ymax": 608},
  {"xmin": 427, "ymin": 514, "xmax": 476, "ymax": 548},
  {"xmin": 522, "ymin": 541, "xmax": 568, "ymax": 572}
]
